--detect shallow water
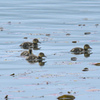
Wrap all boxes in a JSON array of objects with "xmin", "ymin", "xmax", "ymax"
[{"xmin": 0, "ymin": 0, "xmax": 100, "ymax": 100}]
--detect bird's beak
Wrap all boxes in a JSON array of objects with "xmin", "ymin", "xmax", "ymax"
[
  {"xmin": 38, "ymin": 41, "xmax": 41, "ymax": 43},
  {"xmin": 89, "ymin": 47, "xmax": 92, "ymax": 49},
  {"xmin": 44, "ymin": 55, "xmax": 46, "ymax": 57}
]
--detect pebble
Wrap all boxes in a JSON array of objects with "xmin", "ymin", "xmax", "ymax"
[{"xmin": 71, "ymin": 57, "xmax": 77, "ymax": 61}]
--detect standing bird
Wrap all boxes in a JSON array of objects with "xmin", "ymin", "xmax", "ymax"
[
  {"xmin": 20, "ymin": 38, "xmax": 40, "ymax": 49},
  {"xmin": 70, "ymin": 44, "xmax": 92, "ymax": 54}
]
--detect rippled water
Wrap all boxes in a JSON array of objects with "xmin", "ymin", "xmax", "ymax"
[{"xmin": 0, "ymin": 0, "xmax": 100, "ymax": 100}]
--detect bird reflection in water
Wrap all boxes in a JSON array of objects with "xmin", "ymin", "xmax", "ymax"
[
  {"xmin": 27, "ymin": 60, "xmax": 46, "ymax": 66},
  {"xmin": 84, "ymin": 52, "xmax": 92, "ymax": 58},
  {"xmin": 71, "ymin": 52, "xmax": 92, "ymax": 58},
  {"xmin": 32, "ymin": 45, "xmax": 41, "ymax": 50}
]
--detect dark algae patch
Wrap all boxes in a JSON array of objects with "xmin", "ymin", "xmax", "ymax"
[{"xmin": 57, "ymin": 94, "xmax": 75, "ymax": 100}]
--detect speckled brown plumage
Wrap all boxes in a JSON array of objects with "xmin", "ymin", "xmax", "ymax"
[
  {"xmin": 70, "ymin": 44, "xmax": 92, "ymax": 54},
  {"xmin": 20, "ymin": 48, "xmax": 32, "ymax": 56},
  {"xmin": 20, "ymin": 38, "xmax": 40, "ymax": 49},
  {"xmin": 26, "ymin": 52, "xmax": 46, "ymax": 63}
]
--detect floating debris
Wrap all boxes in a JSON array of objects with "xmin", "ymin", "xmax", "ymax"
[
  {"xmin": 82, "ymin": 77, "xmax": 86, "ymax": 79},
  {"xmin": 67, "ymin": 91, "xmax": 71, "ymax": 94},
  {"xmin": 93, "ymin": 63, "xmax": 100, "ymax": 66},
  {"xmin": 8, "ymin": 21, "xmax": 11, "ymax": 24},
  {"xmin": 46, "ymin": 81, "xmax": 49, "ymax": 85},
  {"xmin": 78, "ymin": 24, "xmax": 85, "ymax": 26},
  {"xmin": 46, "ymin": 34, "xmax": 50, "ymax": 36},
  {"xmin": 10, "ymin": 73, "xmax": 15, "ymax": 76},
  {"xmin": 66, "ymin": 33, "xmax": 71, "ymax": 36},
  {"xmin": 71, "ymin": 57, "xmax": 77, "ymax": 61},
  {"xmin": 72, "ymin": 41, "xmax": 77, "ymax": 43},
  {"xmin": 83, "ymin": 18, "xmax": 88, "ymax": 20},
  {"xmin": 78, "ymin": 24, "xmax": 82, "ymax": 26},
  {"xmin": 24, "ymin": 37, "xmax": 28, "ymax": 39},
  {"xmin": 0, "ymin": 27, "xmax": 3, "ymax": 31},
  {"xmin": 82, "ymin": 67, "xmax": 89, "ymax": 71},
  {"xmin": 95, "ymin": 24, "xmax": 99, "ymax": 27},
  {"xmin": 57, "ymin": 94, "xmax": 75, "ymax": 100},
  {"xmin": 67, "ymin": 91, "xmax": 76, "ymax": 94},
  {"xmin": 5, "ymin": 95, "xmax": 8, "ymax": 100},
  {"xmin": 87, "ymin": 89, "xmax": 100, "ymax": 92},
  {"xmin": 18, "ymin": 22, "xmax": 21, "ymax": 24},
  {"xmin": 84, "ymin": 32, "xmax": 91, "ymax": 35}
]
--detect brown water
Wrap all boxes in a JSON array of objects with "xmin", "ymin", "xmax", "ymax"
[{"xmin": 0, "ymin": 0, "xmax": 100, "ymax": 100}]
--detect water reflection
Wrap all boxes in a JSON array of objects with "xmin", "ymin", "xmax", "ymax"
[
  {"xmin": 71, "ymin": 52, "xmax": 92, "ymax": 58},
  {"xmin": 84, "ymin": 52, "xmax": 92, "ymax": 58},
  {"xmin": 32, "ymin": 45, "xmax": 41, "ymax": 50},
  {"xmin": 26, "ymin": 60, "xmax": 46, "ymax": 66}
]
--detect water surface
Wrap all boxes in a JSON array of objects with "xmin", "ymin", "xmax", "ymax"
[{"xmin": 0, "ymin": 0, "xmax": 100, "ymax": 100}]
